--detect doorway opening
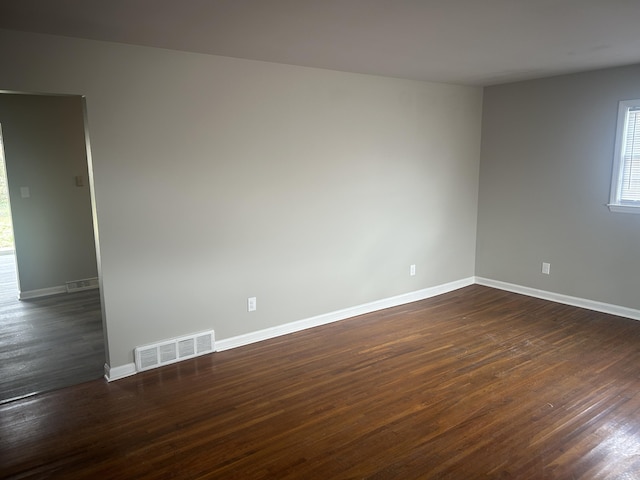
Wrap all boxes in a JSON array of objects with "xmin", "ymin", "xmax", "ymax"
[{"xmin": 0, "ymin": 93, "xmax": 105, "ymax": 404}]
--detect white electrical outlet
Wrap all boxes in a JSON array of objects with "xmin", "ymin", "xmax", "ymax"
[
  {"xmin": 247, "ymin": 297, "xmax": 257, "ymax": 312},
  {"xmin": 542, "ymin": 262, "xmax": 551, "ymax": 275},
  {"xmin": 410, "ymin": 264, "xmax": 416, "ymax": 276}
]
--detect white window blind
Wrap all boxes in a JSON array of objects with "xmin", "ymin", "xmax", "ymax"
[{"xmin": 620, "ymin": 107, "xmax": 640, "ymax": 202}]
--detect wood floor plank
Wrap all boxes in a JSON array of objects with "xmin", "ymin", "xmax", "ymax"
[
  {"xmin": 0, "ymin": 254, "xmax": 105, "ymax": 403},
  {"xmin": 1, "ymin": 285, "xmax": 640, "ymax": 478}
]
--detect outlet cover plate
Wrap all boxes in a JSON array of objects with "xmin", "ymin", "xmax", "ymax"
[{"xmin": 248, "ymin": 297, "xmax": 257, "ymax": 312}]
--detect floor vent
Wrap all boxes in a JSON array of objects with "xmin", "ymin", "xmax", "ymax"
[
  {"xmin": 65, "ymin": 277, "xmax": 99, "ymax": 293},
  {"xmin": 134, "ymin": 330, "xmax": 215, "ymax": 372}
]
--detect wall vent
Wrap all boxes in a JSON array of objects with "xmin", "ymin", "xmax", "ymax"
[
  {"xmin": 134, "ymin": 330, "xmax": 215, "ymax": 372},
  {"xmin": 65, "ymin": 277, "xmax": 99, "ymax": 293}
]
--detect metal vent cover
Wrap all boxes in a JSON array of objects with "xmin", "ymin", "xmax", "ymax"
[
  {"xmin": 134, "ymin": 330, "xmax": 215, "ymax": 372},
  {"xmin": 65, "ymin": 277, "xmax": 99, "ymax": 293}
]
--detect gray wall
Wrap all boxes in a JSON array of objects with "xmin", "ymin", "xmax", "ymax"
[
  {"xmin": 477, "ymin": 65, "xmax": 640, "ymax": 310},
  {"xmin": 0, "ymin": 93, "xmax": 98, "ymax": 294},
  {"xmin": 0, "ymin": 29, "xmax": 483, "ymax": 368}
]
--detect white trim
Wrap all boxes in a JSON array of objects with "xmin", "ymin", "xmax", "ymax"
[
  {"xmin": 474, "ymin": 277, "xmax": 640, "ymax": 321},
  {"xmin": 97, "ymin": 276, "xmax": 640, "ymax": 383},
  {"xmin": 607, "ymin": 203, "xmax": 640, "ymax": 214},
  {"xmin": 19, "ymin": 285, "xmax": 67, "ymax": 300},
  {"xmin": 104, "ymin": 362, "xmax": 136, "ymax": 382},
  {"xmin": 215, "ymin": 277, "xmax": 474, "ymax": 352},
  {"xmin": 104, "ymin": 278, "xmax": 472, "ymax": 381},
  {"xmin": 609, "ymin": 99, "xmax": 640, "ymax": 209}
]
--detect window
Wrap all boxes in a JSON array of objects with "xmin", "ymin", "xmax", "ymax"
[{"xmin": 609, "ymin": 99, "xmax": 640, "ymax": 214}]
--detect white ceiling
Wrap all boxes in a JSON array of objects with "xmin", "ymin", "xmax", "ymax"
[{"xmin": 1, "ymin": 0, "xmax": 640, "ymax": 86}]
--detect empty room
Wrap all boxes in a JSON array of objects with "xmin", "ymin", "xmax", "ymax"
[{"xmin": 1, "ymin": 1, "xmax": 639, "ymax": 478}]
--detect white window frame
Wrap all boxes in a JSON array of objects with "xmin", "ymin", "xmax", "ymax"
[{"xmin": 608, "ymin": 99, "xmax": 640, "ymax": 214}]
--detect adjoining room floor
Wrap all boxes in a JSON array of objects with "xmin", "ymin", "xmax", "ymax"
[
  {"xmin": 1, "ymin": 284, "xmax": 639, "ymax": 478},
  {"xmin": 0, "ymin": 253, "xmax": 104, "ymax": 404}
]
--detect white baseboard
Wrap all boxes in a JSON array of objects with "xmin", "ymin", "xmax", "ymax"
[
  {"xmin": 104, "ymin": 279, "xmax": 473, "ymax": 381},
  {"xmin": 104, "ymin": 362, "xmax": 136, "ymax": 382},
  {"xmin": 19, "ymin": 282, "xmax": 99, "ymax": 300},
  {"xmin": 103, "ymin": 276, "xmax": 640, "ymax": 382},
  {"xmin": 19, "ymin": 285, "xmax": 67, "ymax": 300},
  {"xmin": 215, "ymin": 277, "xmax": 475, "ymax": 352},
  {"xmin": 474, "ymin": 277, "xmax": 640, "ymax": 321}
]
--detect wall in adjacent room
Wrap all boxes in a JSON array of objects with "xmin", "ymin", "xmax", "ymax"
[
  {"xmin": 0, "ymin": 93, "xmax": 97, "ymax": 295},
  {"xmin": 477, "ymin": 65, "xmax": 640, "ymax": 310},
  {"xmin": 0, "ymin": 29, "xmax": 483, "ymax": 369}
]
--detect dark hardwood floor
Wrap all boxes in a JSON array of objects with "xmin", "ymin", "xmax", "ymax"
[
  {"xmin": 1, "ymin": 284, "xmax": 640, "ymax": 479},
  {"xmin": 0, "ymin": 253, "xmax": 105, "ymax": 403}
]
